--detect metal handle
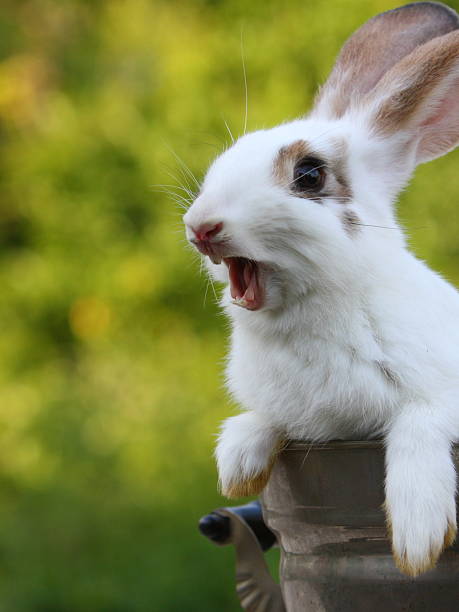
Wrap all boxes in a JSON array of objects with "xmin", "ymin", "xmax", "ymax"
[{"xmin": 199, "ymin": 502, "xmax": 285, "ymax": 612}]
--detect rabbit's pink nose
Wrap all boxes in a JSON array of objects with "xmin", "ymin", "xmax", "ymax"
[{"xmin": 192, "ymin": 221, "xmax": 224, "ymax": 242}]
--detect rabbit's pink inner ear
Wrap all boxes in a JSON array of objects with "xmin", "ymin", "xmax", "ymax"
[
  {"xmin": 369, "ymin": 30, "xmax": 459, "ymax": 164},
  {"xmin": 313, "ymin": 2, "xmax": 459, "ymax": 119},
  {"xmin": 416, "ymin": 76, "xmax": 459, "ymax": 163}
]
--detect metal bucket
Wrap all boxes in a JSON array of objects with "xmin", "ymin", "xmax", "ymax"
[
  {"xmin": 199, "ymin": 441, "xmax": 459, "ymax": 611},
  {"xmin": 261, "ymin": 440, "xmax": 459, "ymax": 611}
]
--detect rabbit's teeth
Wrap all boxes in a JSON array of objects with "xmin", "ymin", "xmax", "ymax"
[
  {"xmin": 209, "ymin": 254, "xmax": 222, "ymax": 264},
  {"xmin": 232, "ymin": 297, "xmax": 249, "ymax": 308},
  {"xmin": 225, "ymin": 257, "xmax": 264, "ymax": 310}
]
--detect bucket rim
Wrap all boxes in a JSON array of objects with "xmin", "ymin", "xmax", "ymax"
[
  {"xmin": 285, "ymin": 439, "xmax": 459, "ymax": 451},
  {"xmin": 285, "ymin": 439, "xmax": 384, "ymax": 451}
]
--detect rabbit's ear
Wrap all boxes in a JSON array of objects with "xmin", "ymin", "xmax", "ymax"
[
  {"xmin": 368, "ymin": 30, "xmax": 459, "ymax": 163},
  {"xmin": 313, "ymin": 2, "xmax": 459, "ymax": 119}
]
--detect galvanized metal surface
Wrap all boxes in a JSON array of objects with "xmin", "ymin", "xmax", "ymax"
[{"xmin": 261, "ymin": 441, "xmax": 459, "ymax": 612}]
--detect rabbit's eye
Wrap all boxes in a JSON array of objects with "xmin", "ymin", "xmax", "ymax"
[{"xmin": 292, "ymin": 158, "xmax": 326, "ymax": 193}]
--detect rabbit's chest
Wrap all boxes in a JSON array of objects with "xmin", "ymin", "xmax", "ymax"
[{"xmin": 227, "ymin": 328, "xmax": 399, "ymax": 439}]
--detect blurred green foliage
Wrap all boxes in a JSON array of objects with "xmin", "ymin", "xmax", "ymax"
[{"xmin": 0, "ymin": 0, "xmax": 458, "ymax": 609}]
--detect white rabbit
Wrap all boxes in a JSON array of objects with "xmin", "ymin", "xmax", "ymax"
[{"xmin": 183, "ymin": 2, "xmax": 459, "ymax": 577}]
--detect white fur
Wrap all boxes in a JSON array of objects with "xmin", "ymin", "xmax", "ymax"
[{"xmin": 183, "ymin": 8, "xmax": 459, "ymax": 575}]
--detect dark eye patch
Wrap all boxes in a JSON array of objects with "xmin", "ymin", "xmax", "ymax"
[
  {"xmin": 272, "ymin": 139, "xmax": 352, "ymax": 203},
  {"xmin": 292, "ymin": 157, "xmax": 326, "ymax": 193}
]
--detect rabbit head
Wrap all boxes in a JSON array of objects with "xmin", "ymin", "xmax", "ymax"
[{"xmin": 183, "ymin": 2, "xmax": 459, "ymax": 313}]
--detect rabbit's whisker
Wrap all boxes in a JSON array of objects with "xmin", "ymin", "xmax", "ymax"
[
  {"xmin": 151, "ymin": 183, "xmax": 196, "ymax": 198},
  {"xmin": 151, "ymin": 187, "xmax": 193, "ymax": 202},
  {"xmin": 350, "ymin": 222, "xmax": 399, "ymax": 230},
  {"xmin": 204, "ymin": 276, "xmax": 210, "ymax": 306},
  {"xmin": 290, "ymin": 164, "xmax": 327, "ymax": 186},
  {"xmin": 240, "ymin": 27, "xmax": 249, "ymax": 136},
  {"xmin": 222, "ymin": 115, "xmax": 235, "ymax": 144},
  {"xmin": 209, "ymin": 275, "xmax": 219, "ymax": 303},
  {"xmin": 160, "ymin": 166, "xmax": 198, "ymax": 204},
  {"xmin": 164, "ymin": 142, "xmax": 202, "ymax": 190}
]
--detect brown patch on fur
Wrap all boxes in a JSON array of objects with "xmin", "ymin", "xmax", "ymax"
[
  {"xmin": 342, "ymin": 210, "xmax": 360, "ymax": 235},
  {"xmin": 314, "ymin": 3, "xmax": 459, "ymax": 119},
  {"xmin": 372, "ymin": 31, "xmax": 459, "ymax": 135},
  {"xmin": 330, "ymin": 139, "xmax": 352, "ymax": 200},
  {"xmin": 222, "ymin": 469, "xmax": 272, "ymax": 499},
  {"xmin": 273, "ymin": 140, "xmax": 315, "ymax": 184},
  {"xmin": 393, "ymin": 521, "xmax": 457, "ymax": 577},
  {"xmin": 220, "ymin": 439, "xmax": 286, "ymax": 499},
  {"xmin": 273, "ymin": 138, "xmax": 352, "ymax": 202},
  {"xmin": 384, "ymin": 502, "xmax": 457, "ymax": 577},
  {"xmin": 444, "ymin": 519, "xmax": 457, "ymax": 548}
]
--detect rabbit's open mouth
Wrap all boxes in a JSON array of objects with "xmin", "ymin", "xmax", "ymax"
[{"xmin": 223, "ymin": 257, "xmax": 264, "ymax": 311}]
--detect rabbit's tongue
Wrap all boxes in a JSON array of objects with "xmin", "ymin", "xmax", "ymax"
[{"xmin": 225, "ymin": 257, "xmax": 263, "ymax": 311}]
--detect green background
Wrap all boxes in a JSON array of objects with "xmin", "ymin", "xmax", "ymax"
[{"xmin": 0, "ymin": 0, "xmax": 458, "ymax": 610}]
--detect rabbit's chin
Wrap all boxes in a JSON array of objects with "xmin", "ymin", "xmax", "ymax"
[{"xmin": 223, "ymin": 257, "xmax": 264, "ymax": 311}]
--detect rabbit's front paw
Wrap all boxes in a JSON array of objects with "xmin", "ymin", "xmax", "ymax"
[
  {"xmin": 385, "ymin": 403, "xmax": 458, "ymax": 576},
  {"xmin": 386, "ymin": 496, "xmax": 457, "ymax": 576},
  {"xmin": 216, "ymin": 413, "xmax": 282, "ymax": 499}
]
